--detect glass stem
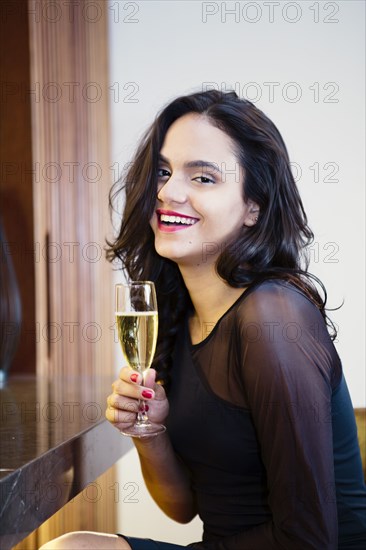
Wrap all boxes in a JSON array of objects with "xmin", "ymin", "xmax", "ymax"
[{"xmin": 136, "ymin": 399, "xmax": 149, "ymax": 424}]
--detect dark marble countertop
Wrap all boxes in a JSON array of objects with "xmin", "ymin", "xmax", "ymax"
[{"xmin": 0, "ymin": 375, "xmax": 128, "ymax": 550}]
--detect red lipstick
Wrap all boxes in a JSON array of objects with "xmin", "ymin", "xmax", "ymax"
[{"xmin": 156, "ymin": 209, "xmax": 199, "ymax": 233}]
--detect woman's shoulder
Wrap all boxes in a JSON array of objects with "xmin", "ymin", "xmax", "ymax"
[
  {"xmin": 235, "ymin": 278, "xmax": 325, "ymax": 326},
  {"xmin": 232, "ymin": 278, "xmax": 342, "ymax": 390}
]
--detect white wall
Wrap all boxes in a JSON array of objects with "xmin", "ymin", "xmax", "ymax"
[{"xmin": 108, "ymin": 0, "xmax": 365, "ymax": 543}]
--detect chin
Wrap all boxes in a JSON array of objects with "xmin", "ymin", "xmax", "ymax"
[
  {"xmin": 154, "ymin": 244, "xmax": 196, "ymax": 266},
  {"xmin": 153, "ymin": 235, "xmax": 203, "ymax": 266},
  {"xmin": 154, "ymin": 243, "xmax": 180, "ymax": 262}
]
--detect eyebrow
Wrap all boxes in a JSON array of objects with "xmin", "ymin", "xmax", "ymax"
[{"xmin": 158, "ymin": 154, "xmax": 222, "ymax": 175}]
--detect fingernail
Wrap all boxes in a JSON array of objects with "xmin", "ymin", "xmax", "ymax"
[
  {"xmin": 141, "ymin": 389, "xmax": 153, "ymax": 399},
  {"xmin": 130, "ymin": 373, "xmax": 139, "ymax": 383}
]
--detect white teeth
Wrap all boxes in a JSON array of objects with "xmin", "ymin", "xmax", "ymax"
[{"xmin": 160, "ymin": 214, "xmax": 197, "ymax": 225}]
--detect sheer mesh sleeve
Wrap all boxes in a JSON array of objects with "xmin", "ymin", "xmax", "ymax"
[{"xmin": 193, "ymin": 280, "xmax": 342, "ymax": 549}]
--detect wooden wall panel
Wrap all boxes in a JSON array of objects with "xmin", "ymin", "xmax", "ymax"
[
  {"xmin": 12, "ymin": 0, "xmax": 117, "ymax": 547},
  {"xmin": 27, "ymin": 0, "xmax": 114, "ymax": 400}
]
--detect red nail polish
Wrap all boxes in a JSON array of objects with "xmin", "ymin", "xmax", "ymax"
[
  {"xmin": 141, "ymin": 389, "xmax": 153, "ymax": 399},
  {"xmin": 130, "ymin": 373, "xmax": 139, "ymax": 383}
]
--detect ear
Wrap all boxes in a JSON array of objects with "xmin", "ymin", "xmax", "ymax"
[{"xmin": 243, "ymin": 199, "xmax": 260, "ymax": 227}]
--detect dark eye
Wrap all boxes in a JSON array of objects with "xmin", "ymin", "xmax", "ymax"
[
  {"xmin": 157, "ymin": 168, "xmax": 170, "ymax": 179},
  {"xmin": 194, "ymin": 175, "xmax": 216, "ymax": 185}
]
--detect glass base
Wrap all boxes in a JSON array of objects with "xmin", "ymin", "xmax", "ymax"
[{"xmin": 120, "ymin": 422, "xmax": 166, "ymax": 439}]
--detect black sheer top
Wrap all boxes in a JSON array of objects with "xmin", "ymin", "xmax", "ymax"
[{"xmin": 165, "ymin": 279, "xmax": 366, "ymax": 549}]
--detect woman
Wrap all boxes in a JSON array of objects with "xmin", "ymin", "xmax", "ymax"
[{"xmin": 40, "ymin": 90, "xmax": 366, "ymax": 549}]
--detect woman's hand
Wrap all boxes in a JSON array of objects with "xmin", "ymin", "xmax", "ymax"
[{"xmin": 105, "ymin": 367, "xmax": 169, "ymax": 432}]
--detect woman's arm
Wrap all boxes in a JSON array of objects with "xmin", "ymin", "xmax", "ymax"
[
  {"xmin": 106, "ymin": 367, "xmax": 197, "ymax": 523},
  {"xmin": 134, "ymin": 431, "xmax": 197, "ymax": 523}
]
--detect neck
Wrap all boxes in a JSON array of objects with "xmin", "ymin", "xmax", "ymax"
[{"xmin": 178, "ymin": 262, "xmax": 246, "ymax": 327}]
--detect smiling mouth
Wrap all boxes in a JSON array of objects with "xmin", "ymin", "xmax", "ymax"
[{"xmin": 157, "ymin": 210, "xmax": 199, "ymax": 228}]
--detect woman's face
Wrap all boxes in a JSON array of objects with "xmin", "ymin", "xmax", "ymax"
[{"xmin": 149, "ymin": 113, "xmax": 256, "ymax": 268}]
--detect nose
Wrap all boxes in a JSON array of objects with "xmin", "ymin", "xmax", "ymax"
[{"xmin": 157, "ymin": 174, "xmax": 188, "ymax": 205}]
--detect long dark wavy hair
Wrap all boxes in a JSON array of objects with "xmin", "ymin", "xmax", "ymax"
[{"xmin": 106, "ymin": 89, "xmax": 337, "ymax": 391}]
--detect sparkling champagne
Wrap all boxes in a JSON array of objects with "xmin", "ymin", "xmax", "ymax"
[{"xmin": 116, "ymin": 311, "xmax": 158, "ymax": 373}]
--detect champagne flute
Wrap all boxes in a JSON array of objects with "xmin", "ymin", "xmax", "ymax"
[{"xmin": 115, "ymin": 281, "xmax": 166, "ymax": 438}]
